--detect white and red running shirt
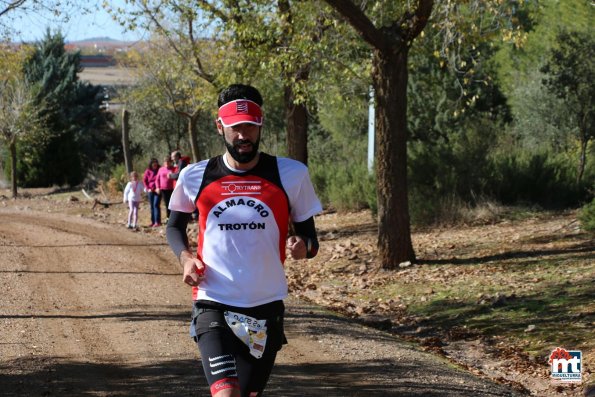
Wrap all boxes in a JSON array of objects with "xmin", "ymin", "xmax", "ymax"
[{"xmin": 169, "ymin": 153, "xmax": 322, "ymax": 307}]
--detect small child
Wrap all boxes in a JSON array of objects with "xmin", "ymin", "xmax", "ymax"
[{"xmin": 123, "ymin": 171, "xmax": 143, "ymax": 229}]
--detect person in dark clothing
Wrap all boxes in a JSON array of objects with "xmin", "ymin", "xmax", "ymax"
[{"xmin": 168, "ymin": 150, "xmax": 190, "ymax": 182}]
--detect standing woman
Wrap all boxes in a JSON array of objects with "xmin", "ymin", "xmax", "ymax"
[
  {"xmin": 156, "ymin": 155, "xmax": 175, "ymax": 222},
  {"xmin": 143, "ymin": 158, "xmax": 161, "ymax": 227}
]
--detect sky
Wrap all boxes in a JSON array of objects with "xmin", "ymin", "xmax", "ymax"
[{"xmin": 3, "ymin": 1, "xmax": 146, "ymax": 43}]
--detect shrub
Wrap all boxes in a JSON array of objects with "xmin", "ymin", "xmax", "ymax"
[
  {"xmin": 106, "ymin": 163, "xmax": 129, "ymax": 195},
  {"xmin": 309, "ymin": 161, "xmax": 376, "ymax": 214},
  {"xmin": 489, "ymin": 149, "xmax": 591, "ymax": 208},
  {"xmin": 579, "ymin": 198, "xmax": 595, "ymax": 233}
]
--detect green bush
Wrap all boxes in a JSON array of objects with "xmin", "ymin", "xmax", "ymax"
[
  {"xmin": 489, "ymin": 149, "xmax": 592, "ymax": 208},
  {"xmin": 406, "ymin": 125, "xmax": 593, "ymax": 224},
  {"xmin": 310, "ymin": 161, "xmax": 376, "ymax": 214},
  {"xmin": 407, "ymin": 117, "xmax": 499, "ymax": 225},
  {"xmin": 108, "ymin": 163, "xmax": 129, "ymax": 194},
  {"xmin": 579, "ymin": 198, "xmax": 595, "ymax": 233}
]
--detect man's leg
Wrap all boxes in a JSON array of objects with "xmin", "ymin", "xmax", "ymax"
[{"xmin": 196, "ymin": 311, "xmax": 242, "ymax": 397}]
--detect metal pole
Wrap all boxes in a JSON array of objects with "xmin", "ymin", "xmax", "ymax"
[
  {"xmin": 367, "ymin": 86, "xmax": 375, "ymax": 173},
  {"xmin": 122, "ymin": 108, "xmax": 132, "ymax": 174}
]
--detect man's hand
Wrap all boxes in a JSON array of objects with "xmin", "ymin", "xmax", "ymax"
[
  {"xmin": 180, "ymin": 250, "xmax": 205, "ymax": 286},
  {"xmin": 286, "ymin": 235, "xmax": 307, "ymax": 260}
]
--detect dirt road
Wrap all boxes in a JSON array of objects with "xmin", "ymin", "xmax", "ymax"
[{"xmin": 0, "ymin": 208, "xmax": 520, "ymax": 396}]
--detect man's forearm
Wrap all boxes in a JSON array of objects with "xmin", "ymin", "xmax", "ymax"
[
  {"xmin": 293, "ymin": 217, "xmax": 319, "ymax": 258},
  {"xmin": 166, "ymin": 210, "xmax": 192, "ymax": 260}
]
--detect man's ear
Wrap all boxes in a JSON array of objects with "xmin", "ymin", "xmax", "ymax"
[{"xmin": 215, "ymin": 119, "xmax": 223, "ymax": 135}]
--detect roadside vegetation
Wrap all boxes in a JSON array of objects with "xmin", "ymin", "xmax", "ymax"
[{"xmin": 286, "ymin": 207, "xmax": 593, "ymax": 395}]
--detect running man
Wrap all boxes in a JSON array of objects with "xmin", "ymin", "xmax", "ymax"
[{"xmin": 166, "ymin": 84, "xmax": 322, "ymax": 397}]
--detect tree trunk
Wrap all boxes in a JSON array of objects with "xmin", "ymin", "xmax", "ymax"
[
  {"xmin": 320, "ymin": 0, "xmax": 432, "ymax": 269},
  {"xmin": 277, "ymin": 0, "xmax": 309, "ymax": 165},
  {"xmin": 9, "ymin": 138, "xmax": 17, "ymax": 199},
  {"xmin": 284, "ymin": 84, "xmax": 308, "ymax": 164},
  {"xmin": 373, "ymin": 46, "xmax": 416, "ymax": 268},
  {"xmin": 577, "ymin": 136, "xmax": 587, "ymax": 184},
  {"xmin": 188, "ymin": 112, "xmax": 200, "ymax": 163},
  {"xmin": 122, "ymin": 108, "xmax": 132, "ymax": 174}
]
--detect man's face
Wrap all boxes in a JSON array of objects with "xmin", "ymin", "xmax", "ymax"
[{"xmin": 218, "ymin": 122, "xmax": 261, "ymax": 163}]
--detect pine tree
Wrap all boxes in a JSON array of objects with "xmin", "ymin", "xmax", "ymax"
[{"xmin": 19, "ymin": 30, "xmax": 107, "ymax": 187}]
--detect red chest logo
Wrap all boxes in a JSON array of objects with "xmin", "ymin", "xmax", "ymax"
[{"xmin": 220, "ymin": 180, "xmax": 262, "ymax": 196}]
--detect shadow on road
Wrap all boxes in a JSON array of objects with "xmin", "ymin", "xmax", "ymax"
[
  {"xmin": 0, "ymin": 309, "xmax": 189, "ymax": 322},
  {"xmin": 0, "ymin": 357, "xmax": 202, "ymax": 396},
  {"xmin": 0, "ymin": 356, "xmax": 517, "ymax": 397},
  {"xmin": 420, "ymin": 241, "xmax": 594, "ymax": 266}
]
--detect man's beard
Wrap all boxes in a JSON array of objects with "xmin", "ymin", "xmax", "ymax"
[{"xmin": 224, "ymin": 135, "xmax": 260, "ymax": 164}]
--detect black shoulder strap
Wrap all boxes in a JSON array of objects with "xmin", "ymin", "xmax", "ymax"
[
  {"xmin": 252, "ymin": 153, "xmax": 291, "ymax": 212},
  {"xmin": 195, "ymin": 156, "xmax": 226, "ymax": 202},
  {"xmin": 253, "ymin": 153, "xmax": 282, "ymax": 187}
]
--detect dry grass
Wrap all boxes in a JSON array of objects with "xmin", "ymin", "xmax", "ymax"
[
  {"xmin": 78, "ymin": 66, "xmax": 138, "ymax": 86},
  {"xmin": 286, "ymin": 209, "xmax": 594, "ymax": 395}
]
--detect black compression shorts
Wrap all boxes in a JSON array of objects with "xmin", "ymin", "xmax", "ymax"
[{"xmin": 192, "ymin": 300, "xmax": 285, "ymax": 397}]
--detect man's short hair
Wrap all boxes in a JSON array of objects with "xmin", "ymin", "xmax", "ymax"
[{"xmin": 218, "ymin": 84, "xmax": 263, "ymax": 108}]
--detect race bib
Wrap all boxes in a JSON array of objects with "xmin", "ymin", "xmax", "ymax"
[{"xmin": 223, "ymin": 311, "xmax": 268, "ymax": 359}]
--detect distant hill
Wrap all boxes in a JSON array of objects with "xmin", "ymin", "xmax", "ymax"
[
  {"xmin": 70, "ymin": 37, "xmax": 121, "ymax": 43},
  {"xmin": 69, "ymin": 37, "xmax": 135, "ymax": 44},
  {"xmin": 64, "ymin": 37, "xmax": 142, "ymax": 55},
  {"xmin": 67, "ymin": 37, "xmax": 133, "ymax": 48}
]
